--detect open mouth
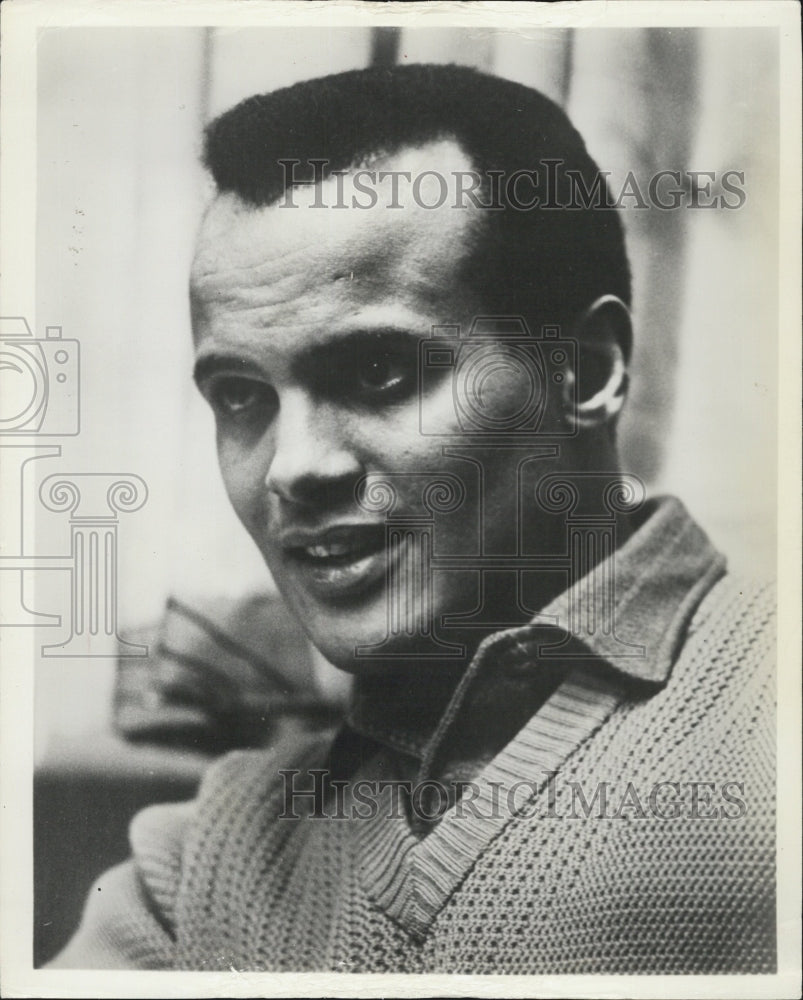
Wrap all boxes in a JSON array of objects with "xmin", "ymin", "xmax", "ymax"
[{"xmin": 283, "ymin": 524, "xmax": 392, "ymax": 601}]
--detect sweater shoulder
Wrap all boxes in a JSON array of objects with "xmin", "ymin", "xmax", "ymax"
[
  {"xmin": 127, "ymin": 798, "xmax": 196, "ymax": 932},
  {"xmin": 639, "ymin": 571, "xmax": 777, "ymax": 773},
  {"xmin": 600, "ymin": 571, "xmax": 777, "ymax": 781},
  {"xmin": 691, "ymin": 570, "xmax": 775, "ymax": 628},
  {"xmin": 685, "ymin": 571, "xmax": 775, "ymax": 671},
  {"xmin": 193, "ymin": 727, "xmax": 337, "ymax": 814},
  {"xmin": 129, "ymin": 728, "xmax": 335, "ymax": 930}
]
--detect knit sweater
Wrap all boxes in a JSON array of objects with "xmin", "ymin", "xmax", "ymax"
[{"xmin": 51, "ymin": 499, "xmax": 776, "ymax": 974}]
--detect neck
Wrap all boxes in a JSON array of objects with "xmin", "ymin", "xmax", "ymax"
[{"xmin": 347, "ymin": 662, "xmax": 465, "ymax": 759}]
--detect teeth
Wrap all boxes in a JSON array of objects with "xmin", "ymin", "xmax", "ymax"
[{"xmin": 304, "ymin": 543, "xmax": 351, "ymax": 559}]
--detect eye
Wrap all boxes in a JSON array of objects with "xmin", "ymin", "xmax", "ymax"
[
  {"xmin": 349, "ymin": 344, "xmax": 417, "ymax": 402},
  {"xmin": 359, "ymin": 356, "xmax": 404, "ymax": 391},
  {"xmin": 206, "ymin": 376, "xmax": 275, "ymax": 419}
]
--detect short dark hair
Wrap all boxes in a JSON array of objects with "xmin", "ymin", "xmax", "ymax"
[{"xmin": 203, "ymin": 63, "xmax": 631, "ymax": 345}]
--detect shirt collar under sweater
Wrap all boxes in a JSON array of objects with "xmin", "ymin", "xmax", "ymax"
[{"xmin": 346, "ymin": 495, "xmax": 727, "ymax": 781}]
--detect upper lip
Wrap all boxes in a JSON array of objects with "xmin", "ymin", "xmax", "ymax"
[{"xmin": 278, "ymin": 522, "xmax": 387, "ymax": 552}]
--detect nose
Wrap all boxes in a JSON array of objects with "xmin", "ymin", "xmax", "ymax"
[{"xmin": 264, "ymin": 389, "xmax": 363, "ymax": 506}]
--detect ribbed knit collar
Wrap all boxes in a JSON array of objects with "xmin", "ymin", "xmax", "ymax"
[{"xmin": 346, "ymin": 495, "xmax": 726, "ymax": 769}]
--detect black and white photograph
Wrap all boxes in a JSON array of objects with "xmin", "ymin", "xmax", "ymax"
[{"xmin": 0, "ymin": 1, "xmax": 800, "ymax": 996}]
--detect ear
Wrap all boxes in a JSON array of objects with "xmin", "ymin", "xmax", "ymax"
[{"xmin": 569, "ymin": 295, "xmax": 631, "ymax": 430}]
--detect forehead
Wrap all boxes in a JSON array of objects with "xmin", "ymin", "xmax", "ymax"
[{"xmin": 190, "ymin": 139, "xmax": 483, "ymax": 320}]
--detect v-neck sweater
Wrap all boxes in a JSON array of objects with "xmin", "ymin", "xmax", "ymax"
[{"xmin": 50, "ymin": 498, "xmax": 776, "ymax": 974}]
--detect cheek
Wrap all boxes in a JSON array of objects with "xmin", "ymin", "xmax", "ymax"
[
  {"xmin": 215, "ymin": 434, "xmax": 270, "ymax": 527},
  {"xmin": 371, "ymin": 421, "xmax": 450, "ymax": 476},
  {"xmin": 416, "ymin": 379, "xmax": 464, "ymax": 439},
  {"xmin": 418, "ymin": 357, "xmax": 543, "ymax": 440}
]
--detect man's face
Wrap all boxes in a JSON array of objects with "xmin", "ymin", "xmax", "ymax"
[{"xmin": 191, "ymin": 140, "xmax": 572, "ymax": 673}]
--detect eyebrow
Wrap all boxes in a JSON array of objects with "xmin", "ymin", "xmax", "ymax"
[
  {"xmin": 192, "ymin": 353, "xmax": 265, "ymax": 386},
  {"xmin": 301, "ymin": 327, "xmax": 421, "ymax": 369},
  {"xmin": 193, "ymin": 327, "xmax": 423, "ymax": 386}
]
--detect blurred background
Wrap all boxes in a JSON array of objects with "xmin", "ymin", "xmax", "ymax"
[{"xmin": 28, "ymin": 25, "xmax": 779, "ymax": 962}]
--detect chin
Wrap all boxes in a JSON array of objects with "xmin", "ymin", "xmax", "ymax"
[
  {"xmin": 280, "ymin": 593, "xmax": 385, "ymax": 669},
  {"xmin": 278, "ymin": 574, "xmax": 477, "ymax": 675},
  {"xmin": 303, "ymin": 618, "xmax": 408, "ymax": 675},
  {"xmin": 307, "ymin": 616, "xmax": 471, "ymax": 677}
]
